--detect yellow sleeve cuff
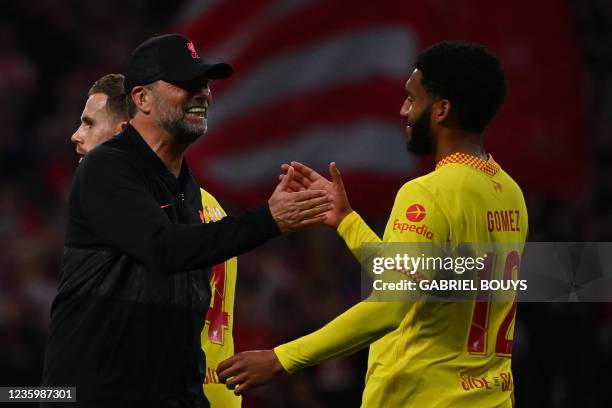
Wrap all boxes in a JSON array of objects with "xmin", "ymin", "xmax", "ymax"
[
  {"xmin": 337, "ymin": 210, "xmax": 360, "ymax": 233},
  {"xmin": 273, "ymin": 345, "xmax": 298, "ymax": 374}
]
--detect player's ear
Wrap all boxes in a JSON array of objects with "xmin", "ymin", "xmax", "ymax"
[
  {"xmin": 131, "ymin": 85, "xmax": 153, "ymax": 115},
  {"xmin": 433, "ymin": 98, "xmax": 451, "ymax": 124},
  {"xmin": 115, "ymin": 120, "xmax": 128, "ymax": 133}
]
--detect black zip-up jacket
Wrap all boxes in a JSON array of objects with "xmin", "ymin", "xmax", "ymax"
[{"xmin": 41, "ymin": 125, "xmax": 280, "ymax": 407}]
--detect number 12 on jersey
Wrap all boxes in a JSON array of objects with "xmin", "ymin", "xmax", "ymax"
[{"xmin": 467, "ymin": 251, "xmax": 520, "ymax": 357}]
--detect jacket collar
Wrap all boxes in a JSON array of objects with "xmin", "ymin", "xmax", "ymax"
[{"xmin": 124, "ymin": 124, "xmax": 193, "ymax": 193}]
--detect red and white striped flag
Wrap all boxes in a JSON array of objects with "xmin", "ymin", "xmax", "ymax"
[{"xmin": 177, "ymin": 0, "xmax": 587, "ymax": 216}]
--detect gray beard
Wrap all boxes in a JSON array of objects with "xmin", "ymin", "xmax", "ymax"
[
  {"xmin": 157, "ymin": 113, "xmax": 206, "ymax": 146},
  {"xmin": 152, "ymin": 90, "xmax": 207, "ymax": 146}
]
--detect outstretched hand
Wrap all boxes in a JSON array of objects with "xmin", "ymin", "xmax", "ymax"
[
  {"xmin": 217, "ymin": 350, "xmax": 285, "ymax": 396},
  {"xmin": 280, "ymin": 161, "xmax": 352, "ymax": 228},
  {"xmin": 268, "ymin": 166, "xmax": 333, "ymax": 234}
]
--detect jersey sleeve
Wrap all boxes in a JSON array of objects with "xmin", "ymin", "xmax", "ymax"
[
  {"xmin": 274, "ymin": 299, "xmax": 411, "ymax": 373},
  {"xmin": 336, "ymin": 211, "xmax": 382, "ymax": 260}
]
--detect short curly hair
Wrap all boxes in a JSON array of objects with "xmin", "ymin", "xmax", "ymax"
[{"xmin": 415, "ymin": 41, "xmax": 506, "ymax": 132}]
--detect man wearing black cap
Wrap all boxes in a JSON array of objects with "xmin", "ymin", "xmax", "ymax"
[{"xmin": 41, "ymin": 34, "xmax": 332, "ymax": 408}]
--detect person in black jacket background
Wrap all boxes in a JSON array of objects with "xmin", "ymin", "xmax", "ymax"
[{"xmin": 41, "ymin": 34, "xmax": 332, "ymax": 408}]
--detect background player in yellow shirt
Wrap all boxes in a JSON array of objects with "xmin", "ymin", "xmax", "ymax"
[
  {"xmin": 198, "ymin": 191, "xmax": 242, "ymax": 407},
  {"xmin": 217, "ymin": 41, "xmax": 528, "ymax": 407}
]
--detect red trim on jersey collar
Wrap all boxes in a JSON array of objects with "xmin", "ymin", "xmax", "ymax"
[{"xmin": 435, "ymin": 152, "xmax": 500, "ymax": 176}]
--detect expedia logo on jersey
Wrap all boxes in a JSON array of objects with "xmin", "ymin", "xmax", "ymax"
[
  {"xmin": 405, "ymin": 203, "xmax": 426, "ymax": 222},
  {"xmin": 392, "ymin": 219, "xmax": 434, "ymax": 240},
  {"xmin": 392, "ymin": 203, "xmax": 434, "ymax": 240}
]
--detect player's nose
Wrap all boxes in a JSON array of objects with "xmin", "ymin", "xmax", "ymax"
[
  {"xmin": 400, "ymin": 100, "xmax": 410, "ymax": 117},
  {"xmin": 71, "ymin": 127, "xmax": 84, "ymax": 145}
]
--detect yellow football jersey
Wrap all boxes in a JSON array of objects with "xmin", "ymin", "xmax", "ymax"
[
  {"xmin": 199, "ymin": 188, "xmax": 241, "ymax": 408},
  {"xmin": 274, "ymin": 153, "xmax": 528, "ymax": 407}
]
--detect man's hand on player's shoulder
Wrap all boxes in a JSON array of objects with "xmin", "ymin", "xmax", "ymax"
[
  {"xmin": 217, "ymin": 350, "xmax": 285, "ymax": 396},
  {"xmin": 280, "ymin": 161, "xmax": 352, "ymax": 228}
]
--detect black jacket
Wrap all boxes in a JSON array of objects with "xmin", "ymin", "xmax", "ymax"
[{"xmin": 42, "ymin": 125, "xmax": 279, "ymax": 407}]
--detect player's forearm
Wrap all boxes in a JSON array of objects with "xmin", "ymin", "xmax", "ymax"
[
  {"xmin": 158, "ymin": 205, "xmax": 280, "ymax": 273},
  {"xmin": 337, "ymin": 211, "xmax": 382, "ymax": 281},
  {"xmin": 274, "ymin": 300, "xmax": 410, "ymax": 373},
  {"xmin": 337, "ymin": 211, "xmax": 381, "ymax": 260}
]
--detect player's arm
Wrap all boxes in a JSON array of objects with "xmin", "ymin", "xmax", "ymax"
[
  {"xmin": 274, "ymin": 298, "xmax": 411, "ymax": 372},
  {"xmin": 216, "ymin": 180, "xmax": 450, "ymax": 395},
  {"xmin": 217, "ymin": 298, "xmax": 412, "ymax": 395},
  {"xmin": 75, "ymin": 151, "xmax": 330, "ymax": 273},
  {"xmin": 336, "ymin": 210, "xmax": 381, "ymax": 260}
]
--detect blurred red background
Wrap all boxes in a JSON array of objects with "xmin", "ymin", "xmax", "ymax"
[{"xmin": 1, "ymin": 1, "xmax": 611, "ymax": 407}]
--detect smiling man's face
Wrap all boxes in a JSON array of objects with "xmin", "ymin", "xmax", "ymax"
[{"xmin": 150, "ymin": 78, "xmax": 212, "ymax": 146}]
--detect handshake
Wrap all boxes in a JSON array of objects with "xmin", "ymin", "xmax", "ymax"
[
  {"xmin": 268, "ymin": 161, "xmax": 353, "ymax": 233},
  {"xmin": 212, "ymin": 161, "xmax": 355, "ymax": 396}
]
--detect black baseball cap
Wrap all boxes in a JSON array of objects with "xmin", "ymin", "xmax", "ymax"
[{"xmin": 124, "ymin": 33, "xmax": 232, "ymax": 91}]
